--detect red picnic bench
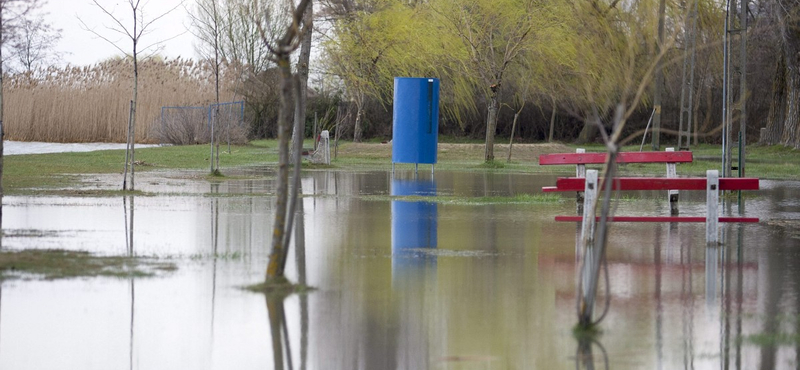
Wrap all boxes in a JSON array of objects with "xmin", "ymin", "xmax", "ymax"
[
  {"xmin": 539, "ymin": 149, "xmax": 760, "ymax": 244},
  {"xmin": 539, "ymin": 148, "xmax": 693, "ymax": 213}
]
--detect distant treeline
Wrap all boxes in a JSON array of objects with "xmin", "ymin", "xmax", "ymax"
[{"xmin": 0, "ymin": 0, "xmax": 785, "ymax": 148}]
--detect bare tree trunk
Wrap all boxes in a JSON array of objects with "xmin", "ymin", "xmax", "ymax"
[
  {"xmin": 130, "ymin": 49, "xmax": 138, "ymax": 191},
  {"xmin": 777, "ymin": 0, "xmax": 800, "ymax": 148},
  {"xmin": 266, "ymin": 57, "xmax": 294, "ymax": 280},
  {"xmin": 291, "ymin": 1, "xmax": 313, "ymax": 163},
  {"xmin": 265, "ymin": 0, "xmax": 312, "ymax": 280},
  {"xmin": 353, "ymin": 92, "xmax": 365, "ymax": 143},
  {"xmin": 548, "ymin": 96, "xmax": 557, "ymax": 142},
  {"xmin": 214, "ymin": 18, "xmax": 220, "ymax": 173},
  {"xmin": 507, "ymin": 112, "xmax": 519, "ymax": 163},
  {"xmin": 781, "ymin": 68, "xmax": 800, "ymax": 147},
  {"xmin": 123, "ymin": 4, "xmax": 140, "ymax": 191},
  {"xmin": 576, "ymin": 120, "xmax": 598, "ymax": 144}
]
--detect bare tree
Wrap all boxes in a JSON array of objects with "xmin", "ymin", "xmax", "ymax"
[
  {"xmin": 188, "ymin": 0, "xmax": 222, "ymax": 173},
  {"xmin": 0, "ymin": 0, "xmax": 42, "ymax": 243},
  {"xmin": 9, "ymin": 13, "xmax": 60, "ymax": 73},
  {"xmin": 80, "ymin": 0, "xmax": 185, "ymax": 191}
]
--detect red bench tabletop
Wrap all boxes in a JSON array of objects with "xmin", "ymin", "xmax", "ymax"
[
  {"xmin": 539, "ymin": 151, "xmax": 693, "ymax": 165},
  {"xmin": 542, "ymin": 177, "xmax": 760, "ymax": 192}
]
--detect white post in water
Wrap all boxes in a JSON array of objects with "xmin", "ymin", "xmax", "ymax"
[
  {"xmin": 666, "ymin": 148, "xmax": 679, "ymax": 214},
  {"xmin": 576, "ymin": 148, "xmax": 586, "ymax": 206},
  {"xmin": 579, "ymin": 170, "xmax": 599, "ymax": 312},
  {"xmin": 706, "ymin": 170, "xmax": 719, "ymax": 245}
]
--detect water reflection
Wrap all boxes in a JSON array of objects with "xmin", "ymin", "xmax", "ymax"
[
  {"xmin": 576, "ymin": 337, "xmax": 609, "ymax": 370},
  {"xmin": 1, "ymin": 172, "xmax": 800, "ymax": 368},
  {"xmin": 390, "ymin": 175, "xmax": 437, "ymax": 369},
  {"xmin": 391, "ymin": 176, "xmax": 437, "ymax": 270}
]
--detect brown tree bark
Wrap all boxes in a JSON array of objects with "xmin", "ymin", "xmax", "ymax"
[
  {"xmin": 576, "ymin": 120, "xmax": 599, "ymax": 144},
  {"xmin": 484, "ymin": 89, "xmax": 500, "ymax": 162},
  {"xmin": 265, "ymin": 0, "xmax": 312, "ymax": 280},
  {"xmin": 777, "ymin": 0, "xmax": 800, "ymax": 148},
  {"xmin": 765, "ymin": 52, "xmax": 786, "ymax": 145},
  {"xmin": 353, "ymin": 92, "xmax": 364, "ymax": 143}
]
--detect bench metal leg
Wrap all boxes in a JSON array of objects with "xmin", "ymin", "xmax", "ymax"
[{"xmin": 666, "ymin": 147, "xmax": 679, "ymax": 214}]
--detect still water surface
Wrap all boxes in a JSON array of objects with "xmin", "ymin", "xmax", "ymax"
[{"xmin": 2, "ymin": 169, "xmax": 800, "ymax": 369}]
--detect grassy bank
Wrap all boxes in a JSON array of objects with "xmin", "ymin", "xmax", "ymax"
[{"xmin": 4, "ymin": 140, "xmax": 799, "ymax": 194}]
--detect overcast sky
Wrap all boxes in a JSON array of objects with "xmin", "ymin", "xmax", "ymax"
[{"xmin": 43, "ymin": 0, "xmax": 197, "ymax": 66}]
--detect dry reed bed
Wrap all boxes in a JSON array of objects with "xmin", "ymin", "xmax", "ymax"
[{"xmin": 4, "ymin": 58, "xmax": 238, "ymax": 143}]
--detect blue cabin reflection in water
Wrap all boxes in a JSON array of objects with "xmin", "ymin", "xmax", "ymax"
[{"xmin": 391, "ymin": 177, "xmax": 438, "ymax": 274}]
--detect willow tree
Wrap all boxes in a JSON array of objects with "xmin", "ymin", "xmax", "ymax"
[
  {"xmin": 429, "ymin": 0, "xmax": 540, "ymax": 162},
  {"xmin": 321, "ymin": 1, "xmax": 421, "ymax": 142}
]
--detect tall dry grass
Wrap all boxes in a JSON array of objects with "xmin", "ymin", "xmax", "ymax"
[{"xmin": 4, "ymin": 58, "xmax": 239, "ymax": 143}]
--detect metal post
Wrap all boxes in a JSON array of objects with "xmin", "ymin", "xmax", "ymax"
[
  {"xmin": 706, "ymin": 170, "xmax": 719, "ymax": 245},
  {"xmin": 666, "ymin": 148, "xmax": 679, "ymax": 214},
  {"xmin": 678, "ymin": 0, "xmax": 699, "ymax": 150},
  {"xmin": 738, "ymin": 0, "xmax": 748, "ymax": 177},
  {"xmin": 579, "ymin": 170, "xmax": 598, "ymax": 261},
  {"xmin": 722, "ymin": 8, "xmax": 731, "ymax": 178}
]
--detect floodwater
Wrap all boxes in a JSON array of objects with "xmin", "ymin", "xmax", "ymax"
[{"xmin": 2, "ymin": 168, "xmax": 800, "ymax": 369}]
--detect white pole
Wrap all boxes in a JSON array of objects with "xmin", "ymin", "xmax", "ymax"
[
  {"xmin": 579, "ymin": 170, "xmax": 599, "ymax": 306},
  {"xmin": 706, "ymin": 170, "xmax": 719, "ymax": 245}
]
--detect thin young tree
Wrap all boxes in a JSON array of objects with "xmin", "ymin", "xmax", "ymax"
[
  {"xmin": 188, "ymin": 0, "xmax": 222, "ymax": 173},
  {"xmin": 260, "ymin": 0, "xmax": 311, "ymax": 282},
  {"xmin": 0, "ymin": 0, "xmax": 41, "ymax": 241},
  {"xmin": 80, "ymin": 0, "xmax": 185, "ymax": 191}
]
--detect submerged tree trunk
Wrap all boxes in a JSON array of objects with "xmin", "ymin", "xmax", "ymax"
[
  {"xmin": 266, "ymin": 57, "xmax": 295, "ymax": 279},
  {"xmin": 265, "ymin": 0, "xmax": 312, "ymax": 281}
]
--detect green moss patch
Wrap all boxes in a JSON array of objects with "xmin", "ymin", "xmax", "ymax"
[
  {"xmin": 0, "ymin": 249, "xmax": 177, "ymax": 281},
  {"xmin": 244, "ymin": 276, "xmax": 315, "ymax": 298}
]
